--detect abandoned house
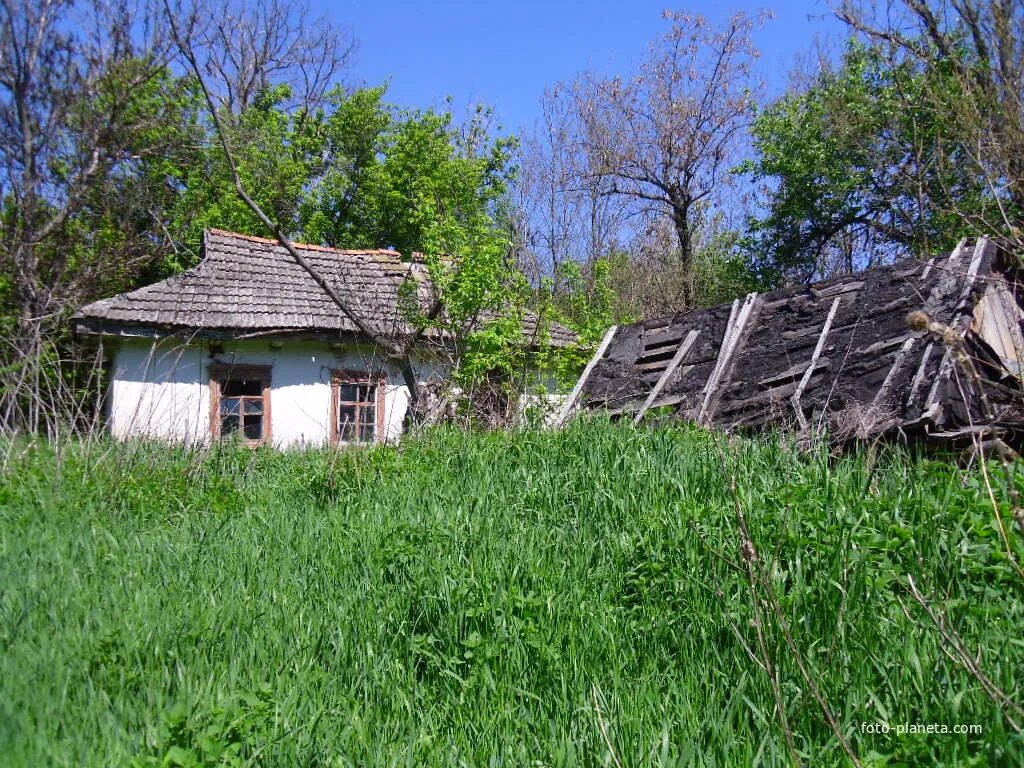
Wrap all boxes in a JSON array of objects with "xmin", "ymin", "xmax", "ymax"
[
  {"xmin": 73, "ymin": 229, "xmax": 574, "ymax": 447},
  {"xmin": 562, "ymin": 237, "xmax": 1024, "ymax": 445}
]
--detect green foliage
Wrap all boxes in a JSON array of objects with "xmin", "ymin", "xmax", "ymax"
[
  {"xmin": 1, "ymin": 424, "xmax": 1022, "ymax": 765},
  {"xmin": 744, "ymin": 41, "xmax": 988, "ymax": 281},
  {"xmin": 553, "ymin": 259, "xmax": 622, "ymax": 344},
  {"xmin": 690, "ymin": 226, "xmax": 763, "ymax": 305},
  {"xmin": 533, "ymin": 258, "xmax": 629, "ymax": 386},
  {"xmin": 151, "ymin": 85, "xmax": 535, "ymax": 384},
  {"xmin": 131, "ymin": 689, "xmax": 279, "ymax": 767}
]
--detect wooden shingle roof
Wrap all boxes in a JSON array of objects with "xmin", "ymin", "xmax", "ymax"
[{"xmin": 74, "ymin": 229, "xmax": 576, "ymax": 347}]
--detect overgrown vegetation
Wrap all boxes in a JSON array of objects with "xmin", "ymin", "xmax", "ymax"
[{"xmin": 1, "ymin": 421, "xmax": 1021, "ymax": 765}]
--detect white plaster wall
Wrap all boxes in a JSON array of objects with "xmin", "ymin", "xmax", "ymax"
[
  {"xmin": 109, "ymin": 339, "xmax": 208, "ymax": 443},
  {"xmin": 109, "ymin": 337, "xmax": 448, "ymax": 447}
]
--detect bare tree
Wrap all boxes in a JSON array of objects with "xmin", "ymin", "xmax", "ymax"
[
  {"xmin": 0, "ymin": 0, "xmax": 179, "ymax": 430},
  {"xmin": 198, "ymin": 0, "xmax": 356, "ymax": 114},
  {"xmin": 571, "ymin": 11, "xmax": 767, "ymax": 307},
  {"xmin": 517, "ymin": 86, "xmax": 628, "ymax": 289}
]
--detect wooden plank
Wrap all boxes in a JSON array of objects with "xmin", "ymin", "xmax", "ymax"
[
  {"xmin": 994, "ymin": 281, "xmax": 1024, "ymax": 377},
  {"xmin": 790, "ymin": 296, "xmax": 842, "ymax": 430},
  {"xmin": 697, "ymin": 292, "xmax": 760, "ymax": 426},
  {"xmin": 922, "ymin": 237, "xmax": 991, "ymax": 420},
  {"xmin": 781, "ymin": 325, "xmax": 824, "ymax": 341},
  {"xmin": 956, "ymin": 237, "xmax": 988, "ymax": 308},
  {"xmin": 871, "ymin": 336, "xmax": 916, "ymax": 406},
  {"xmin": 947, "ymin": 236, "xmax": 970, "ymax": 267},
  {"xmin": 634, "ymin": 329, "xmax": 701, "ymax": 424},
  {"xmin": 906, "ymin": 341, "xmax": 934, "ymax": 408},
  {"xmin": 970, "ymin": 282, "xmax": 1022, "ymax": 375},
  {"xmin": 758, "ymin": 359, "xmax": 829, "ymax": 387},
  {"xmin": 923, "ymin": 349, "xmax": 952, "ymax": 421},
  {"xmin": 857, "ymin": 335, "xmax": 912, "ymax": 355},
  {"xmin": 816, "ymin": 280, "xmax": 865, "ymax": 297},
  {"xmin": 699, "ymin": 299, "xmax": 740, "ymax": 401},
  {"xmin": 554, "ymin": 325, "xmax": 618, "ymax": 426}
]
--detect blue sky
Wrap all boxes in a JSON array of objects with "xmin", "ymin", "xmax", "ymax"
[{"xmin": 326, "ymin": 0, "xmax": 846, "ymax": 135}]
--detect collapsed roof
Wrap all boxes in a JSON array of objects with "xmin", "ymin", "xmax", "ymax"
[
  {"xmin": 564, "ymin": 237, "xmax": 1024, "ymax": 443},
  {"xmin": 74, "ymin": 229, "xmax": 576, "ymax": 347}
]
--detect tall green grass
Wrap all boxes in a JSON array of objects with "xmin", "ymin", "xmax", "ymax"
[{"xmin": 0, "ymin": 422, "xmax": 1021, "ymax": 766}]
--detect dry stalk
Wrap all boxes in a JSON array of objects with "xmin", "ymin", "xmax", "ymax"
[
  {"xmin": 724, "ymin": 460, "xmax": 801, "ymax": 766},
  {"xmin": 721, "ymin": 439, "xmax": 863, "ymax": 767},
  {"xmin": 590, "ymin": 683, "xmax": 623, "ymax": 768},
  {"xmin": 905, "ymin": 575, "xmax": 1023, "ymax": 733}
]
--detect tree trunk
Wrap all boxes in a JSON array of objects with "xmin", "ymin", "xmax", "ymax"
[{"xmin": 669, "ymin": 192, "xmax": 694, "ymax": 308}]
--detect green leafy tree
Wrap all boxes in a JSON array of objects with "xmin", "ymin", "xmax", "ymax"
[{"xmin": 744, "ymin": 42, "xmax": 986, "ymax": 282}]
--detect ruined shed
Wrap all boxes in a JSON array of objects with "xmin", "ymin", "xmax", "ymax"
[{"xmin": 566, "ymin": 237, "xmax": 1024, "ymax": 443}]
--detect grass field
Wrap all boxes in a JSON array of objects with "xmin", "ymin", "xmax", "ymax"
[{"xmin": 1, "ymin": 421, "xmax": 1022, "ymax": 766}]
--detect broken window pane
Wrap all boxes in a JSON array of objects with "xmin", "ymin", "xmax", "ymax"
[
  {"xmin": 220, "ymin": 413, "xmax": 240, "ymax": 435},
  {"xmin": 242, "ymin": 414, "xmax": 262, "ymax": 440},
  {"xmin": 217, "ymin": 374, "xmax": 268, "ymax": 443},
  {"xmin": 222, "ymin": 378, "xmax": 261, "ymax": 397},
  {"xmin": 359, "ymin": 405, "xmax": 375, "ymax": 426},
  {"xmin": 335, "ymin": 377, "xmax": 379, "ymax": 444}
]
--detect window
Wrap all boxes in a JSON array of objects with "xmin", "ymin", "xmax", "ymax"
[
  {"xmin": 210, "ymin": 364, "xmax": 271, "ymax": 445},
  {"xmin": 331, "ymin": 371, "xmax": 384, "ymax": 445}
]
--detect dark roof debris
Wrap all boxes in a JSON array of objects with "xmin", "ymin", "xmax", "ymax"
[{"xmin": 568, "ymin": 237, "xmax": 1024, "ymax": 443}]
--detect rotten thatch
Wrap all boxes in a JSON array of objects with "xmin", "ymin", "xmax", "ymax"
[{"xmin": 563, "ymin": 237, "xmax": 1024, "ymax": 444}]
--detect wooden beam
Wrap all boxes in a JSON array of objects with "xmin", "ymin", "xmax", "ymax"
[
  {"xmin": 554, "ymin": 325, "xmax": 618, "ymax": 426},
  {"xmin": 871, "ymin": 337, "xmax": 917, "ymax": 407},
  {"xmin": 956, "ymin": 237, "xmax": 989, "ymax": 307},
  {"xmin": 790, "ymin": 296, "xmax": 842, "ymax": 430},
  {"xmin": 697, "ymin": 292, "xmax": 760, "ymax": 426},
  {"xmin": 946, "ymin": 236, "xmax": 970, "ymax": 267},
  {"xmin": 923, "ymin": 237, "xmax": 991, "ymax": 419},
  {"xmin": 906, "ymin": 341, "xmax": 934, "ymax": 409},
  {"xmin": 633, "ymin": 329, "xmax": 701, "ymax": 424}
]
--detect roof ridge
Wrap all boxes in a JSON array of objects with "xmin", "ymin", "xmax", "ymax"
[{"xmin": 206, "ymin": 228, "xmax": 403, "ymax": 258}]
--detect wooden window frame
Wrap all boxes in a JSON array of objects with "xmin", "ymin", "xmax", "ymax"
[
  {"xmin": 209, "ymin": 363, "xmax": 272, "ymax": 446},
  {"xmin": 330, "ymin": 369, "xmax": 386, "ymax": 446}
]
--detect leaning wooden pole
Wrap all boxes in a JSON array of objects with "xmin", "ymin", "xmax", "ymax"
[
  {"xmin": 554, "ymin": 325, "xmax": 618, "ymax": 427},
  {"xmin": 633, "ymin": 329, "xmax": 701, "ymax": 424}
]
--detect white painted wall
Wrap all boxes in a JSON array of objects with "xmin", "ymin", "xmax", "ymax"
[
  {"xmin": 108, "ymin": 337, "xmax": 448, "ymax": 447},
  {"xmin": 109, "ymin": 339, "xmax": 207, "ymax": 443}
]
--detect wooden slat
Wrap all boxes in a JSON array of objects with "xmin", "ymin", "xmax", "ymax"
[
  {"xmin": 994, "ymin": 281, "xmax": 1024, "ymax": 377},
  {"xmin": 697, "ymin": 292, "xmax": 760, "ymax": 426},
  {"xmin": 946, "ymin": 236, "xmax": 970, "ymax": 267},
  {"xmin": 815, "ymin": 280, "xmax": 864, "ymax": 297},
  {"xmin": 871, "ymin": 337, "xmax": 916, "ymax": 406},
  {"xmin": 906, "ymin": 341, "xmax": 934, "ymax": 409},
  {"xmin": 553, "ymin": 325, "xmax": 618, "ymax": 426},
  {"xmin": 791, "ymin": 296, "xmax": 842, "ymax": 430},
  {"xmin": 759, "ymin": 359, "xmax": 829, "ymax": 387},
  {"xmin": 857, "ymin": 335, "xmax": 912, "ymax": 356},
  {"xmin": 634, "ymin": 329, "xmax": 701, "ymax": 424},
  {"xmin": 922, "ymin": 237, "xmax": 991, "ymax": 420},
  {"xmin": 969, "ymin": 281, "xmax": 1024, "ymax": 376}
]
